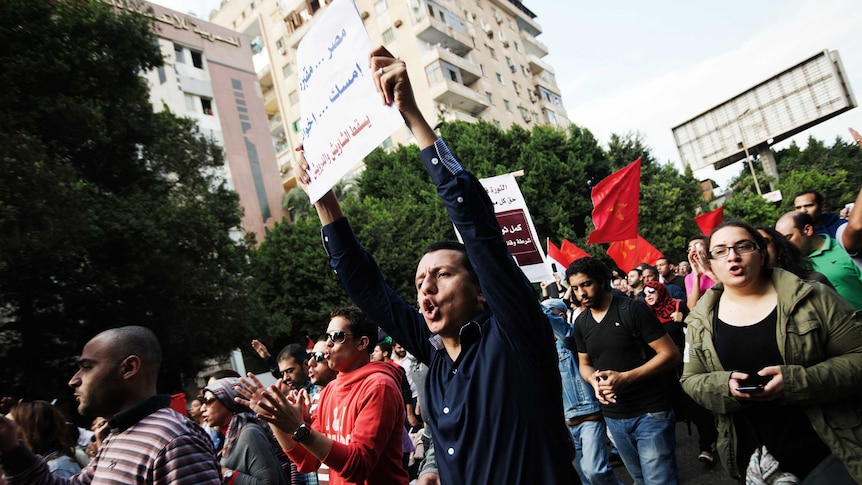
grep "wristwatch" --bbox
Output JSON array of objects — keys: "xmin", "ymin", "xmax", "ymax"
[
  {"xmin": 292, "ymin": 424, "xmax": 311, "ymax": 443},
  {"xmin": 223, "ymin": 469, "xmax": 235, "ymax": 482}
]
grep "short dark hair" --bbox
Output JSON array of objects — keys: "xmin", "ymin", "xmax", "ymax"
[
  {"xmin": 421, "ymin": 241, "xmax": 478, "ymax": 284},
  {"xmin": 209, "ymin": 369, "xmax": 240, "ymax": 380},
  {"xmin": 277, "ymin": 343, "xmax": 307, "ymax": 365},
  {"xmin": 784, "ymin": 211, "xmax": 815, "ymax": 230},
  {"xmin": 642, "ymin": 265, "xmax": 658, "ymax": 275},
  {"xmin": 566, "ymin": 257, "xmax": 610, "ymax": 288},
  {"xmin": 331, "ymin": 306, "xmax": 377, "ymax": 354},
  {"xmin": 687, "ymin": 234, "xmax": 708, "ymax": 246},
  {"xmin": 97, "ymin": 326, "xmax": 162, "ymax": 377},
  {"xmin": 375, "ymin": 341, "xmax": 392, "ymax": 358},
  {"xmin": 794, "ymin": 190, "xmax": 824, "ymax": 205},
  {"xmin": 628, "ymin": 267, "xmax": 642, "ymax": 276}
]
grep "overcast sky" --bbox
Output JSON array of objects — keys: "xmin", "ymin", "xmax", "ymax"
[{"xmin": 154, "ymin": 0, "xmax": 862, "ymax": 189}]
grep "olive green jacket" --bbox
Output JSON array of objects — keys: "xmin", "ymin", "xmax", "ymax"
[{"xmin": 680, "ymin": 268, "xmax": 862, "ymax": 482}]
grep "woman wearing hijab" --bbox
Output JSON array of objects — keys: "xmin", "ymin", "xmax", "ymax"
[
  {"xmin": 202, "ymin": 377, "xmax": 292, "ymax": 485},
  {"xmin": 642, "ymin": 281, "xmax": 686, "ymax": 350}
]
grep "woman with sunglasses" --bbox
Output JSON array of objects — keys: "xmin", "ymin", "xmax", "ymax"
[
  {"xmin": 680, "ymin": 221, "xmax": 862, "ymax": 483},
  {"xmin": 201, "ymin": 378, "xmax": 292, "ymax": 485}
]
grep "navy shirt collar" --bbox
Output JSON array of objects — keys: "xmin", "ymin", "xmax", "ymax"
[{"xmin": 109, "ymin": 394, "xmax": 170, "ymax": 434}]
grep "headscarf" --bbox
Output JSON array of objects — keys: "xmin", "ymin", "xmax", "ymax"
[
  {"xmin": 643, "ymin": 281, "xmax": 678, "ymax": 324},
  {"xmin": 203, "ymin": 378, "xmax": 294, "ymax": 477}
]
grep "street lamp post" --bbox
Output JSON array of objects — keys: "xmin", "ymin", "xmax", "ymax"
[{"xmin": 736, "ymin": 109, "xmax": 763, "ymax": 196}]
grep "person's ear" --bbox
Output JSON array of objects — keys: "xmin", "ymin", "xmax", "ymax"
[
  {"xmin": 357, "ymin": 335, "xmax": 369, "ymax": 352},
  {"xmin": 803, "ymin": 224, "xmax": 815, "ymax": 237},
  {"xmin": 120, "ymin": 355, "xmax": 142, "ymax": 380}
]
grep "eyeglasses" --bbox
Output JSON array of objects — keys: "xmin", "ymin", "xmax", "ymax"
[
  {"xmin": 644, "ymin": 287, "xmax": 657, "ymax": 295},
  {"xmin": 308, "ymin": 351, "xmax": 325, "ymax": 363},
  {"xmin": 326, "ymin": 331, "xmax": 354, "ymax": 344},
  {"xmin": 201, "ymin": 396, "xmax": 218, "ymax": 406},
  {"xmin": 708, "ymin": 240, "xmax": 758, "ymax": 259}
]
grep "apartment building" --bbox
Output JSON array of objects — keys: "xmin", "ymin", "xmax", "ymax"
[
  {"xmin": 210, "ymin": 0, "xmax": 568, "ymax": 191},
  {"xmin": 109, "ymin": 0, "xmax": 289, "ymax": 241}
]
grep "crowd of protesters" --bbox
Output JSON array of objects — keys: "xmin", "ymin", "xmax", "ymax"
[{"xmin": 1, "ymin": 46, "xmax": 862, "ymax": 485}]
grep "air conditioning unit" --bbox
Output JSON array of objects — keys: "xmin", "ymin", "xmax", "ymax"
[
  {"xmin": 480, "ymin": 20, "xmax": 492, "ymax": 34},
  {"xmin": 494, "ymin": 12, "xmax": 502, "ymax": 24},
  {"xmin": 437, "ymin": 103, "xmax": 449, "ymax": 113}
]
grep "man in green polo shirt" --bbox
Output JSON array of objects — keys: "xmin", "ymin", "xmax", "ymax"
[{"xmin": 776, "ymin": 211, "xmax": 862, "ymax": 309}]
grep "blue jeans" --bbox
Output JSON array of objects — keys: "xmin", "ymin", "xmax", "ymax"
[
  {"xmin": 605, "ymin": 410, "xmax": 679, "ymax": 485},
  {"xmin": 570, "ymin": 419, "xmax": 623, "ymax": 485}
]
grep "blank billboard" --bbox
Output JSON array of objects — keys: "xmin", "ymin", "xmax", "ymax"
[{"xmin": 672, "ymin": 50, "xmax": 856, "ymax": 171}]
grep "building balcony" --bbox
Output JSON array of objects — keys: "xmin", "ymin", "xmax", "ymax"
[
  {"xmin": 527, "ymin": 54, "xmax": 553, "ymax": 76},
  {"xmin": 422, "ymin": 46, "xmax": 481, "ymax": 85},
  {"xmin": 413, "ymin": 14, "xmax": 472, "ymax": 57},
  {"xmin": 486, "ymin": 0, "xmax": 541, "ymax": 36},
  {"xmin": 263, "ymin": 88, "xmax": 279, "ymax": 114},
  {"xmin": 269, "ymin": 112, "xmax": 283, "ymax": 132},
  {"xmin": 253, "ymin": 49, "xmax": 271, "ymax": 79},
  {"xmin": 429, "ymin": 78, "xmax": 489, "ymax": 116},
  {"xmin": 520, "ymin": 30, "xmax": 549, "ymax": 58},
  {"xmin": 533, "ymin": 70, "xmax": 559, "ymax": 92}
]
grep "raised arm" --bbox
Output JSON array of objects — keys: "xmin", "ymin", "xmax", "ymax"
[{"xmin": 842, "ymin": 186, "xmax": 862, "ymax": 254}]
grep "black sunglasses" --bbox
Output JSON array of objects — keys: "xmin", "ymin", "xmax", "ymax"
[
  {"xmin": 201, "ymin": 396, "xmax": 218, "ymax": 406},
  {"xmin": 644, "ymin": 287, "xmax": 657, "ymax": 295},
  {"xmin": 308, "ymin": 351, "xmax": 326, "ymax": 363}
]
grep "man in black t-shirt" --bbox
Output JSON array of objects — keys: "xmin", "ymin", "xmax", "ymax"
[{"xmin": 567, "ymin": 257, "xmax": 681, "ymax": 485}]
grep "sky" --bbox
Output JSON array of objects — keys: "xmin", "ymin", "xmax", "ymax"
[{"xmin": 153, "ymin": 0, "xmax": 862, "ymax": 190}]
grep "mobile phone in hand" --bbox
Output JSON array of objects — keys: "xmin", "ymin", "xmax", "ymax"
[{"xmin": 735, "ymin": 385, "xmax": 764, "ymax": 392}]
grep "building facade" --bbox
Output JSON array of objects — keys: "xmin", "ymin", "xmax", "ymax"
[
  {"xmin": 209, "ymin": 0, "xmax": 569, "ymax": 191},
  {"xmin": 110, "ymin": 0, "xmax": 289, "ymax": 241}
]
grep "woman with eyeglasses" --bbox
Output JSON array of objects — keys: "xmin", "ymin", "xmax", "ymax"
[
  {"xmin": 680, "ymin": 221, "xmax": 862, "ymax": 483},
  {"xmin": 201, "ymin": 378, "xmax": 292, "ymax": 485}
]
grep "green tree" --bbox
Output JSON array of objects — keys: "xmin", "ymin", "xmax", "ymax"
[{"xmin": 0, "ymin": 0, "xmax": 254, "ymax": 400}]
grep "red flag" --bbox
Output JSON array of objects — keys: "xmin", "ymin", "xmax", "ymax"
[
  {"xmin": 606, "ymin": 235, "xmax": 664, "ymax": 273},
  {"xmin": 561, "ymin": 239, "xmax": 590, "ymax": 262},
  {"xmin": 587, "ymin": 159, "xmax": 641, "ymax": 244},
  {"xmin": 547, "ymin": 240, "xmax": 571, "ymax": 271},
  {"xmin": 695, "ymin": 206, "xmax": 724, "ymax": 236}
]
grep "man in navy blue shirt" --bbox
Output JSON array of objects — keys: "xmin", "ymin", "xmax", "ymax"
[{"xmin": 294, "ymin": 47, "xmax": 578, "ymax": 484}]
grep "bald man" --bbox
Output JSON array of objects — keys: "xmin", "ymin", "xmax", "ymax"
[{"xmin": 0, "ymin": 326, "xmax": 221, "ymax": 484}]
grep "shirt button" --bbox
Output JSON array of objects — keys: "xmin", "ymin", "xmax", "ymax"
[
  {"xmin": 447, "ymin": 447, "xmax": 455, "ymax": 455},
  {"xmin": 457, "ymin": 196, "xmax": 464, "ymax": 203},
  {"xmin": 443, "ymin": 406, "xmax": 449, "ymax": 414},
  {"xmin": 431, "ymin": 157, "xmax": 439, "ymax": 165}
]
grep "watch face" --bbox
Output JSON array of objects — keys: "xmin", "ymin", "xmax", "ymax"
[{"xmin": 293, "ymin": 424, "xmax": 311, "ymax": 442}]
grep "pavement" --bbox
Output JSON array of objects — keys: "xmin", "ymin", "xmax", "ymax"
[{"xmin": 612, "ymin": 421, "xmax": 737, "ymax": 484}]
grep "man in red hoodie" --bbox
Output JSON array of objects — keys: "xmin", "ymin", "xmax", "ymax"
[{"xmin": 240, "ymin": 307, "xmax": 409, "ymax": 485}]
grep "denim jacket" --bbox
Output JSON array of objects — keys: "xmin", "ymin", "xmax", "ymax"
[{"xmin": 545, "ymin": 308, "xmax": 601, "ymax": 419}]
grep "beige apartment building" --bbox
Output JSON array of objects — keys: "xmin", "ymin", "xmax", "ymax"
[
  {"xmin": 210, "ymin": 0, "xmax": 568, "ymax": 191},
  {"xmin": 108, "ymin": 0, "xmax": 289, "ymax": 241}
]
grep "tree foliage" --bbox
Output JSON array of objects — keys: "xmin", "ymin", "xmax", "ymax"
[
  {"xmin": 725, "ymin": 136, "xmax": 861, "ymax": 224},
  {"xmin": 0, "ymin": 0, "xmax": 255, "ymax": 400}
]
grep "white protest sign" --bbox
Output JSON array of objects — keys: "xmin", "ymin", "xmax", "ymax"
[
  {"xmin": 297, "ymin": 0, "xmax": 404, "ymax": 202},
  {"xmin": 455, "ymin": 173, "xmax": 553, "ymax": 283}
]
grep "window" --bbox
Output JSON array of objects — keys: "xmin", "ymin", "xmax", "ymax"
[
  {"xmin": 493, "ymin": 120, "xmax": 501, "ymax": 129},
  {"xmin": 505, "ymin": 56, "xmax": 511, "ymax": 65},
  {"xmin": 382, "ymin": 28, "xmax": 394, "ymax": 43},
  {"xmin": 513, "ymin": 41, "xmax": 519, "ymax": 52},
  {"xmin": 381, "ymin": 136, "xmax": 393, "ymax": 150},
  {"xmin": 292, "ymin": 120, "xmax": 300, "ymax": 132},
  {"xmin": 496, "ymin": 72, "xmax": 503, "ymax": 84},
  {"xmin": 503, "ymin": 99, "xmax": 510, "ymax": 111},
  {"xmin": 374, "ymin": 0, "xmax": 387, "ymax": 14},
  {"xmin": 184, "ymin": 94, "xmax": 196, "ymax": 112},
  {"xmin": 201, "ymin": 97, "xmax": 213, "ymax": 115},
  {"xmin": 512, "ymin": 81, "xmax": 520, "ymax": 94},
  {"xmin": 485, "ymin": 92, "xmax": 493, "ymax": 104},
  {"xmin": 282, "ymin": 63, "xmax": 293, "ymax": 77},
  {"xmin": 489, "ymin": 47, "xmax": 496, "ymax": 59},
  {"xmin": 190, "ymin": 49, "xmax": 204, "ymax": 69},
  {"xmin": 174, "ymin": 44, "xmax": 185, "ymax": 64},
  {"xmin": 479, "ymin": 64, "xmax": 486, "ymax": 76},
  {"xmin": 288, "ymin": 90, "xmax": 299, "ymax": 105},
  {"xmin": 518, "ymin": 106, "xmax": 527, "ymax": 118}
]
